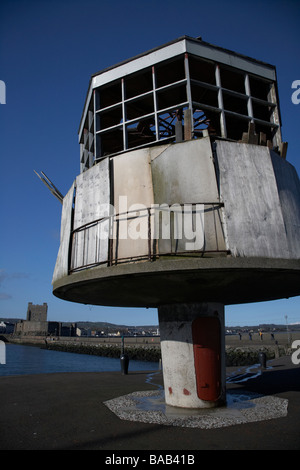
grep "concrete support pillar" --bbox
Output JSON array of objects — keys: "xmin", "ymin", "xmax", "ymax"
[{"xmin": 158, "ymin": 303, "xmax": 226, "ymax": 409}]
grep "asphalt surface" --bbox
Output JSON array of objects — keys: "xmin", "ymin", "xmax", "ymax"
[{"xmin": 0, "ymin": 356, "xmax": 299, "ymax": 451}]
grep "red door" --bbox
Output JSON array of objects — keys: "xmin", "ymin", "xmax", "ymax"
[{"xmin": 192, "ymin": 317, "xmax": 221, "ymax": 402}]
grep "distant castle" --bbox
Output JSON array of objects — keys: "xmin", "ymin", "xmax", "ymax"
[
  {"xmin": 14, "ymin": 302, "xmax": 77, "ymax": 337},
  {"xmin": 26, "ymin": 302, "xmax": 48, "ymax": 322}
]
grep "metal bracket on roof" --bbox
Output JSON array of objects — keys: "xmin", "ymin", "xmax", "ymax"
[{"xmin": 34, "ymin": 170, "xmax": 64, "ymax": 203}]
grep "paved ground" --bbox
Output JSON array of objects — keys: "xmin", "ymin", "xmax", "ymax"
[{"xmin": 0, "ymin": 356, "xmax": 299, "ymax": 451}]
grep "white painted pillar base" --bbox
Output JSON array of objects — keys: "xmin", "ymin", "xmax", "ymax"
[{"xmin": 158, "ymin": 303, "xmax": 226, "ymax": 409}]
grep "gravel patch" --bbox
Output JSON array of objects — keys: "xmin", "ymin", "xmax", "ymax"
[{"xmin": 104, "ymin": 390, "xmax": 288, "ymax": 429}]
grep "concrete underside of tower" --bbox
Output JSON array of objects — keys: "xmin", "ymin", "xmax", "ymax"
[{"xmin": 53, "ymin": 256, "xmax": 300, "ymax": 308}]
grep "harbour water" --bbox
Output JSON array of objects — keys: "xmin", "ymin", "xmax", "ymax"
[{"xmin": 0, "ymin": 343, "xmax": 158, "ymax": 376}]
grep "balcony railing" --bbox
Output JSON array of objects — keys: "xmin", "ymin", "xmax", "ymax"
[{"xmin": 69, "ymin": 202, "xmax": 229, "ymax": 273}]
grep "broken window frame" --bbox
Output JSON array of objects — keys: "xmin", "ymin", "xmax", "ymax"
[{"xmin": 79, "ymin": 48, "xmax": 281, "ymax": 172}]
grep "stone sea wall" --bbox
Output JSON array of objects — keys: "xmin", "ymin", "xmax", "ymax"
[
  {"xmin": 45, "ymin": 341, "xmax": 162, "ymax": 363},
  {"xmin": 6, "ymin": 334, "xmax": 293, "ymax": 365},
  {"xmin": 46, "ymin": 342, "xmax": 288, "ymax": 365}
]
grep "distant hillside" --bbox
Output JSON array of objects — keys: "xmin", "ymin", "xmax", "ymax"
[
  {"xmin": 1, "ymin": 318, "xmax": 299, "ymax": 331},
  {"xmin": 75, "ymin": 321, "xmax": 158, "ymax": 331},
  {"xmin": 0, "ymin": 318, "xmax": 158, "ymax": 330}
]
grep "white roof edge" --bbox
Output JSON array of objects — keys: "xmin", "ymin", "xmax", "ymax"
[
  {"xmin": 79, "ymin": 37, "xmax": 276, "ymax": 138},
  {"xmin": 79, "ymin": 39, "xmax": 187, "ymax": 139},
  {"xmin": 186, "ymin": 41, "xmax": 276, "ymax": 81},
  {"xmin": 92, "ymin": 40, "xmax": 187, "ymax": 88}
]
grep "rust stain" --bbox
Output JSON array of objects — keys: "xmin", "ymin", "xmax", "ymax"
[
  {"xmin": 168, "ymin": 387, "xmax": 173, "ymax": 394},
  {"xmin": 183, "ymin": 388, "xmax": 191, "ymax": 395}
]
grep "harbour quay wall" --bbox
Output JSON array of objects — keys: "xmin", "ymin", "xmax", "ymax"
[
  {"xmin": 6, "ymin": 332, "xmax": 299, "ymax": 365},
  {"xmin": 7, "ymin": 335, "xmax": 162, "ymax": 362},
  {"xmin": 46, "ymin": 336, "xmax": 162, "ymax": 362}
]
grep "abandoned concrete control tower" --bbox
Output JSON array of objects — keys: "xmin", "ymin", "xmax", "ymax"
[{"xmin": 52, "ymin": 37, "xmax": 300, "ymax": 408}]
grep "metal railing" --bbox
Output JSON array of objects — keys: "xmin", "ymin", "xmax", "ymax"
[{"xmin": 69, "ymin": 202, "xmax": 229, "ymax": 273}]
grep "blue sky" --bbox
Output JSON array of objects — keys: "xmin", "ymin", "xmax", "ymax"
[{"xmin": 0, "ymin": 0, "xmax": 299, "ymax": 326}]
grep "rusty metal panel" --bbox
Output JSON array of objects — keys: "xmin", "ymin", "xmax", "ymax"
[{"xmin": 192, "ymin": 317, "xmax": 221, "ymax": 402}]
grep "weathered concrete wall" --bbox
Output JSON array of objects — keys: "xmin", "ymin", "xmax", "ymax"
[
  {"xmin": 215, "ymin": 141, "xmax": 299, "ymax": 259},
  {"xmin": 151, "ymin": 138, "xmax": 227, "ymax": 254},
  {"xmin": 158, "ymin": 302, "xmax": 226, "ymax": 408},
  {"xmin": 270, "ymin": 150, "xmax": 300, "ymax": 258},
  {"xmin": 73, "ymin": 158, "xmax": 110, "ymax": 228},
  {"xmin": 52, "ymin": 138, "xmax": 300, "ymax": 305},
  {"xmin": 73, "ymin": 159, "xmax": 110, "ymax": 268},
  {"xmin": 15, "ymin": 321, "xmax": 49, "ymax": 335},
  {"xmin": 52, "ymin": 182, "xmax": 75, "ymax": 283},
  {"xmin": 151, "ymin": 138, "xmax": 219, "ymax": 204},
  {"xmin": 112, "ymin": 148, "xmax": 154, "ymax": 261}
]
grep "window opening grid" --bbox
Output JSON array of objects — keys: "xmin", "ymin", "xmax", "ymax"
[{"xmin": 80, "ymin": 53, "xmax": 281, "ymax": 170}]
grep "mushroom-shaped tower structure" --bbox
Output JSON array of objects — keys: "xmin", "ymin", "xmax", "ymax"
[{"xmin": 52, "ymin": 37, "xmax": 300, "ymax": 408}]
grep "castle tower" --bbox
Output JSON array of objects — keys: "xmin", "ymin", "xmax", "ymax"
[
  {"xmin": 26, "ymin": 302, "xmax": 48, "ymax": 322},
  {"xmin": 52, "ymin": 37, "xmax": 300, "ymax": 408}
]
